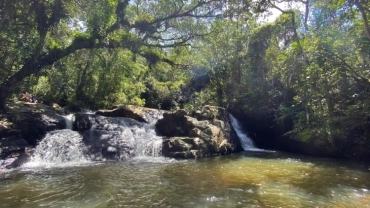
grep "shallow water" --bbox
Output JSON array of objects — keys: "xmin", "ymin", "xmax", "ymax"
[{"xmin": 1, "ymin": 151, "xmax": 370, "ymax": 208}]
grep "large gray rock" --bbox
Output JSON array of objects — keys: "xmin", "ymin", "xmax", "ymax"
[
  {"xmin": 157, "ymin": 105, "xmax": 242, "ymax": 158},
  {"xmin": 0, "ymin": 101, "xmax": 67, "ymax": 168},
  {"xmin": 8, "ymin": 111, "xmax": 66, "ymax": 145},
  {"xmin": 0, "ymin": 148, "xmax": 33, "ymax": 169},
  {"xmin": 0, "ymin": 129, "xmax": 28, "ymax": 158},
  {"xmin": 73, "ymin": 114, "xmax": 160, "ymax": 161},
  {"xmin": 96, "ymin": 105, "xmax": 166, "ymax": 123}
]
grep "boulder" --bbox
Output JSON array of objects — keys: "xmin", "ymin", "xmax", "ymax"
[
  {"xmin": 96, "ymin": 105, "xmax": 166, "ymax": 123},
  {"xmin": 7, "ymin": 110, "xmax": 66, "ymax": 146},
  {"xmin": 155, "ymin": 109, "xmax": 189, "ymax": 136},
  {"xmin": 0, "ymin": 101, "xmax": 67, "ymax": 168},
  {"xmin": 73, "ymin": 113, "xmax": 145, "ymax": 131},
  {"xmin": 0, "ymin": 149, "xmax": 33, "ymax": 169},
  {"xmin": 0, "ymin": 129, "xmax": 29, "ymax": 158},
  {"xmin": 157, "ymin": 105, "xmax": 242, "ymax": 158},
  {"xmin": 73, "ymin": 114, "xmax": 157, "ymax": 160}
]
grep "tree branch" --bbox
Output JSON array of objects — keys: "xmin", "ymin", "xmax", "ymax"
[
  {"xmin": 268, "ymin": 1, "xmax": 303, "ymax": 53},
  {"xmin": 354, "ymin": 0, "xmax": 370, "ymax": 40},
  {"xmin": 303, "ymin": 0, "xmax": 310, "ymax": 31},
  {"xmin": 150, "ymin": 0, "xmax": 218, "ymax": 25}
]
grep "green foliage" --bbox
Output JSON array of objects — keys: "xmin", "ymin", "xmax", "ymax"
[{"xmin": 2, "ymin": 0, "xmax": 370, "ymax": 159}]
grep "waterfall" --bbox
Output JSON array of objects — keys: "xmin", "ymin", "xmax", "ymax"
[
  {"xmin": 62, "ymin": 114, "xmax": 74, "ymax": 130},
  {"xmin": 134, "ymin": 123, "xmax": 163, "ymax": 157},
  {"xmin": 77, "ymin": 115, "xmax": 163, "ymax": 159},
  {"xmin": 24, "ymin": 114, "xmax": 166, "ymax": 167},
  {"xmin": 24, "ymin": 130, "xmax": 90, "ymax": 167},
  {"xmin": 229, "ymin": 114, "xmax": 261, "ymax": 151}
]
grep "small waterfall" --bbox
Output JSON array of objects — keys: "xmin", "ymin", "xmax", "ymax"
[
  {"xmin": 24, "ymin": 130, "xmax": 90, "ymax": 167},
  {"xmin": 62, "ymin": 114, "xmax": 74, "ymax": 129},
  {"xmin": 24, "ymin": 113, "xmax": 166, "ymax": 167},
  {"xmin": 74, "ymin": 114, "xmax": 164, "ymax": 160},
  {"xmin": 229, "ymin": 114, "xmax": 261, "ymax": 151},
  {"xmin": 134, "ymin": 124, "xmax": 163, "ymax": 158}
]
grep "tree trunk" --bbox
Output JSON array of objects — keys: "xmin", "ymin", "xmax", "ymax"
[
  {"xmin": 0, "ymin": 86, "xmax": 11, "ymax": 112},
  {"xmin": 0, "ymin": 37, "xmax": 97, "ymax": 111},
  {"xmin": 324, "ymin": 83, "xmax": 335, "ymax": 119},
  {"xmin": 75, "ymin": 50, "xmax": 95, "ymax": 101},
  {"xmin": 0, "ymin": 59, "xmax": 40, "ymax": 111},
  {"xmin": 354, "ymin": 0, "xmax": 370, "ymax": 40}
]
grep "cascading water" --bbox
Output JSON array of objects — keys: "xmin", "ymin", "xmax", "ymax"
[
  {"xmin": 134, "ymin": 123, "xmax": 163, "ymax": 158},
  {"xmin": 77, "ymin": 115, "xmax": 164, "ymax": 159},
  {"xmin": 229, "ymin": 114, "xmax": 261, "ymax": 151},
  {"xmin": 62, "ymin": 114, "xmax": 74, "ymax": 129},
  {"xmin": 24, "ymin": 129, "xmax": 90, "ymax": 167},
  {"xmin": 25, "ymin": 113, "xmax": 166, "ymax": 167}
]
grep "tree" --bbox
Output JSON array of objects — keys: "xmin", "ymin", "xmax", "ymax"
[{"xmin": 0, "ymin": 0, "xmax": 225, "ymax": 111}]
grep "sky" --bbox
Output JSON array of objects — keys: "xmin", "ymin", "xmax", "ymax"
[{"xmin": 262, "ymin": 1, "xmax": 306, "ymax": 23}]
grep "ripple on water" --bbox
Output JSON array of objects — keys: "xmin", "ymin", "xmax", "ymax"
[{"xmin": 0, "ymin": 152, "xmax": 370, "ymax": 207}]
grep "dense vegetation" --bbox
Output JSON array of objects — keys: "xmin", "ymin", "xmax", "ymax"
[{"xmin": 1, "ymin": 0, "xmax": 370, "ymax": 159}]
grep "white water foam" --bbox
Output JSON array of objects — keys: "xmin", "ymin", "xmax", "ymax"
[
  {"xmin": 23, "ymin": 115, "xmax": 169, "ymax": 168},
  {"xmin": 23, "ymin": 130, "xmax": 90, "ymax": 168},
  {"xmin": 135, "ymin": 121, "xmax": 163, "ymax": 158},
  {"xmin": 229, "ymin": 114, "xmax": 263, "ymax": 151}
]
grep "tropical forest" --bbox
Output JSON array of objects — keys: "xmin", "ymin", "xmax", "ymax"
[{"xmin": 1, "ymin": 0, "xmax": 370, "ymax": 207}]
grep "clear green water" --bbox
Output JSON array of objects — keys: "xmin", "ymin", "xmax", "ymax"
[{"xmin": 1, "ymin": 151, "xmax": 370, "ymax": 208}]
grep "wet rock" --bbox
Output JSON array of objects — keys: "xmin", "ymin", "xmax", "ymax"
[
  {"xmin": 73, "ymin": 114, "xmax": 145, "ymax": 131},
  {"xmin": 73, "ymin": 114, "xmax": 159, "ymax": 160},
  {"xmin": 72, "ymin": 114, "xmax": 95, "ymax": 131},
  {"xmin": 162, "ymin": 137, "xmax": 193, "ymax": 153},
  {"xmin": 165, "ymin": 151, "xmax": 196, "ymax": 159},
  {"xmin": 0, "ymin": 148, "xmax": 33, "ymax": 169},
  {"xmin": 158, "ymin": 105, "xmax": 242, "ymax": 158},
  {"xmin": 8, "ymin": 111, "xmax": 66, "ymax": 145},
  {"xmin": 0, "ymin": 102, "xmax": 67, "ymax": 169},
  {"xmin": 96, "ymin": 105, "xmax": 166, "ymax": 123},
  {"xmin": 82, "ymin": 129, "xmax": 135, "ymax": 160},
  {"xmin": 155, "ymin": 110, "xmax": 190, "ymax": 136},
  {"xmin": 0, "ymin": 129, "xmax": 28, "ymax": 157}
]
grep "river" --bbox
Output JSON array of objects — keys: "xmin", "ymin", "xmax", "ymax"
[{"xmin": 1, "ymin": 151, "xmax": 369, "ymax": 207}]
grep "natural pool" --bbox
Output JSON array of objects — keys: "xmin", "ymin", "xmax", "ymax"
[{"xmin": 0, "ymin": 151, "xmax": 369, "ymax": 208}]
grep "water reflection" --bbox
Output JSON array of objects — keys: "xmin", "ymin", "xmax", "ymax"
[{"xmin": 1, "ymin": 152, "xmax": 370, "ymax": 207}]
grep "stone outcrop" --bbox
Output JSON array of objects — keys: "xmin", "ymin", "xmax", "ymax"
[
  {"xmin": 157, "ymin": 106, "xmax": 242, "ymax": 158},
  {"xmin": 73, "ymin": 114, "xmax": 157, "ymax": 161},
  {"xmin": 0, "ymin": 101, "xmax": 67, "ymax": 168},
  {"xmin": 7, "ymin": 110, "xmax": 66, "ymax": 146},
  {"xmin": 0, "ymin": 129, "xmax": 28, "ymax": 158},
  {"xmin": 1, "ymin": 102, "xmax": 244, "ymax": 168},
  {"xmin": 96, "ymin": 105, "xmax": 166, "ymax": 123}
]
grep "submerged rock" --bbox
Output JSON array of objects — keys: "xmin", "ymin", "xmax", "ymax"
[{"xmin": 157, "ymin": 105, "xmax": 242, "ymax": 158}]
